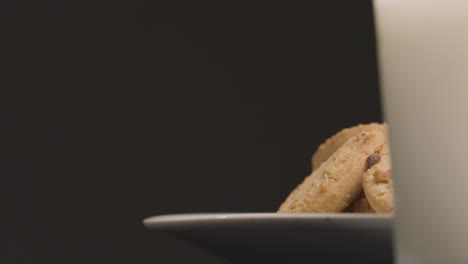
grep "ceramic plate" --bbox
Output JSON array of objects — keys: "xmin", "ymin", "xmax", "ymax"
[{"xmin": 144, "ymin": 213, "xmax": 393, "ymax": 263}]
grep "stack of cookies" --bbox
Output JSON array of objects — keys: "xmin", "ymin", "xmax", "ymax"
[{"xmin": 277, "ymin": 123, "xmax": 394, "ymax": 214}]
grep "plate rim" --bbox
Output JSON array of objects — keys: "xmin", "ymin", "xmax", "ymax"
[{"xmin": 143, "ymin": 212, "xmax": 393, "ymax": 230}]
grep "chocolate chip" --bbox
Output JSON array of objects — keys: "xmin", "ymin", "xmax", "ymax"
[{"xmin": 365, "ymin": 152, "xmax": 381, "ymax": 171}]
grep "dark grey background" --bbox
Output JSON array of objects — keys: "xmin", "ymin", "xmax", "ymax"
[{"xmin": 3, "ymin": 0, "xmax": 382, "ymax": 263}]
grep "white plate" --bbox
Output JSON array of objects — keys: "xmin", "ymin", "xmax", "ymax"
[{"xmin": 144, "ymin": 213, "xmax": 394, "ymax": 263}]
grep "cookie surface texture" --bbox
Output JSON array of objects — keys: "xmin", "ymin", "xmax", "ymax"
[
  {"xmin": 312, "ymin": 123, "xmax": 384, "ymax": 170},
  {"xmin": 362, "ymin": 142, "xmax": 394, "ymax": 213},
  {"xmin": 343, "ymin": 193, "xmax": 376, "ymax": 213},
  {"xmin": 278, "ymin": 130, "xmax": 387, "ymax": 213}
]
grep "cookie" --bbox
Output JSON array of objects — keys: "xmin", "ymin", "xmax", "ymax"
[
  {"xmin": 362, "ymin": 142, "xmax": 394, "ymax": 213},
  {"xmin": 312, "ymin": 123, "xmax": 385, "ymax": 170},
  {"xmin": 349, "ymin": 194, "xmax": 375, "ymax": 213},
  {"xmin": 278, "ymin": 129, "xmax": 387, "ymax": 213}
]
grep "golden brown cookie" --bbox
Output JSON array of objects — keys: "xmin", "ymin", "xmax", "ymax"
[
  {"xmin": 312, "ymin": 123, "xmax": 385, "ymax": 170},
  {"xmin": 278, "ymin": 130, "xmax": 387, "ymax": 213},
  {"xmin": 362, "ymin": 142, "xmax": 394, "ymax": 213},
  {"xmin": 349, "ymin": 194, "xmax": 375, "ymax": 213},
  {"xmin": 343, "ymin": 193, "xmax": 373, "ymax": 213}
]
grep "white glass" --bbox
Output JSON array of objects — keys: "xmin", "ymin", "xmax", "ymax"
[{"xmin": 374, "ymin": 1, "xmax": 468, "ymax": 263}]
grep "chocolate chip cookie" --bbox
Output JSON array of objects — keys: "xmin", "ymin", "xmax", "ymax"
[
  {"xmin": 278, "ymin": 129, "xmax": 387, "ymax": 213},
  {"xmin": 362, "ymin": 142, "xmax": 394, "ymax": 213},
  {"xmin": 312, "ymin": 123, "xmax": 385, "ymax": 170}
]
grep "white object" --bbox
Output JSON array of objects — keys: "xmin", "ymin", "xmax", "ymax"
[
  {"xmin": 374, "ymin": 1, "xmax": 468, "ymax": 263},
  {"xmin": 144, "ymin": 213, "xmax": 392, "ymax": 263}
]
